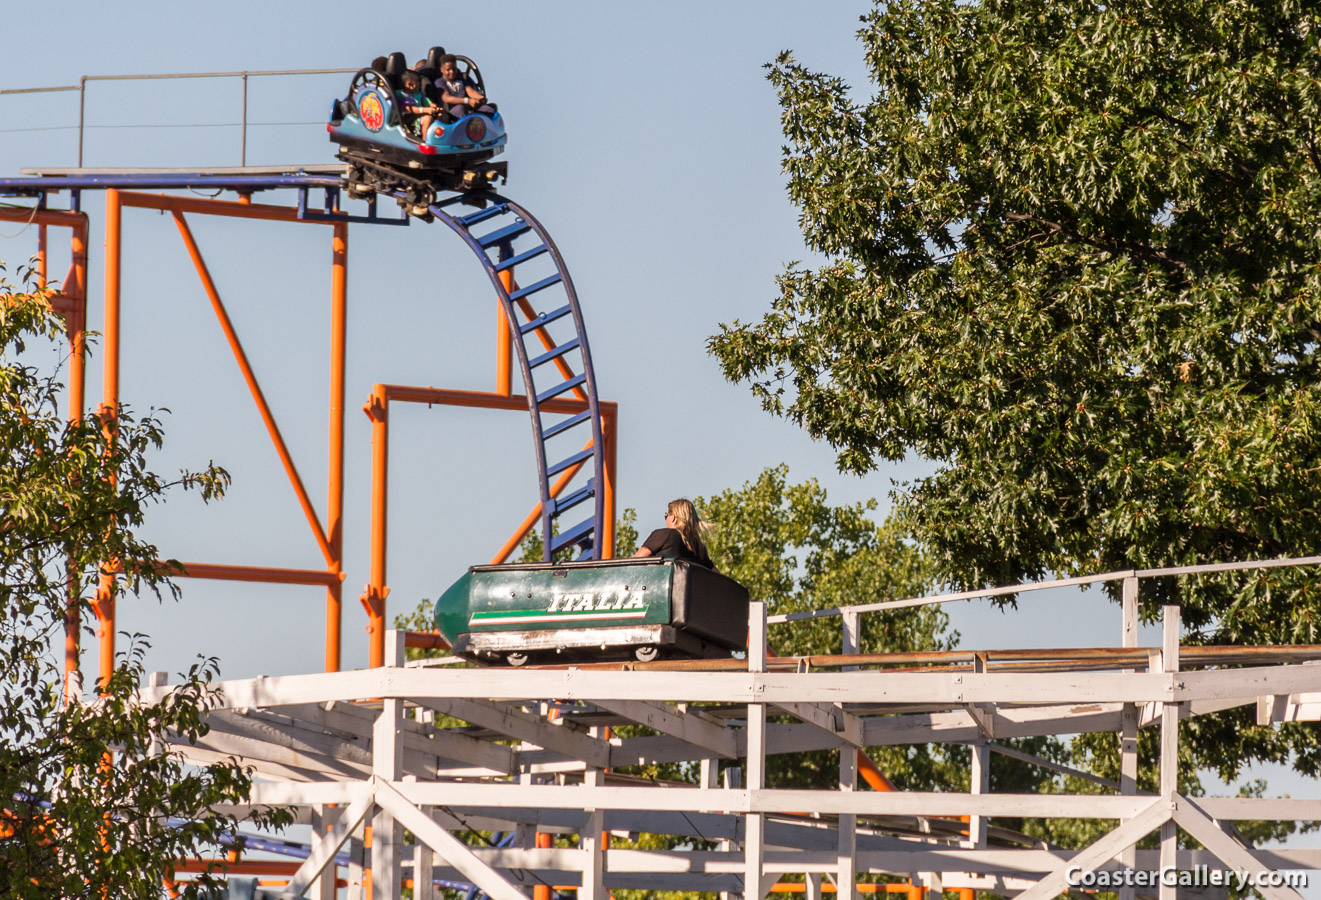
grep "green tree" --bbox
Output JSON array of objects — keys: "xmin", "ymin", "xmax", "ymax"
[
  {"xmin": 0, "ymin": 266, "xmax": 289, "ymax": 898},
  {"xmin": 698, "ymin": 467, "xmax": 966, "ymax": 796},
  {"xmin": 710, "ymin": 0, "xmax": 1321, "ymax": 777}
]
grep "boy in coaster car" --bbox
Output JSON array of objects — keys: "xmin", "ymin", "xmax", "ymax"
[
  {"xmin": 396, "ymin": 69, "xmax": 440, "ymax": 140},
  {"xmin": 437, "ymin": 54, "xmax": 495, "ymax": 119}
]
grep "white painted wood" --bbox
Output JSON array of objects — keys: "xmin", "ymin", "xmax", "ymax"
[
  {"xmin": 1173, "ymin": 797, "xmax": 1306, "ymax": 900},
  {"xmin": 374, "ymin": 778, "xmax": 528, "ymax": 900},
  {"xmin": 841, "ymin": 611, "xmax": 860, "ymax": 673},
  {"xmin": 969, "ymin": 741, "xmax": 991, "ymax": 849},
  {"xmin": 138, "ymin": 666, "xmax": 1192, "ymax": 712},
  {"xmin": 591, "ymin": 697, "xmax": 738, "ymax": 757},
  {"xmin": 372, "ymin": 631, "xmax": 406, "ymax": 900},
  {"xmin": 1159, "ymin": 607, "xmax": 1179, "ymax": 900},
  {"xmin": 1012, "ymin": 798, "xmax": 1171, "ymax": 900},
  {"xmin": 1179, "ymin": 665, "xmax": 1321, "ymax": 701},
  {"xmin": 745, "ymin": 602, "xmax": 769, "ymax": 900},
  {"xmin": 581, "ymin": 758, "xmax": 607, "ymax": 900},
  {"xmin": 387, "ymin": 780, "xmax": 1155, "ymax": 818},
  {"xmin": 419, "ymin": 696, "xmax": 613, "ymax": 767},
  {"xmin": 270, "ymin": 700, "xmax": 516, "ymax": 774},
  {"xmin": 774, "ymin": 700, "xmax": 862, "ymax": 747},
  {"xmin": 309, "ymin": 806, "xmax": 337, "ymax": 900},
  {"xmin": 413, "ymin": 812, "xmax": 435, "ymax": 900},
  {"xmin": 1119, "ymin": 576, "xmax": 1139, "ymax": 900},
  {"xmin": 838, "ymin": 746, "xmax": 857, "ymax": 900},
  {"xmin": 863, "ymin": 703, "xmax": 1126, "ymax": 746},
  {"xmin": 284, "ymin": 792, "xmax": 372, "ymax": 897},
  {"xmin": 347, "ymin": 826, "xmax": 365, "ymax": 900}
]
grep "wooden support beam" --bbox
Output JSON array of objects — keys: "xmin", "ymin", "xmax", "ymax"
[
  {"xmin": 419, "ymin": 697, "xmax": 612, "ymax": 768},
  {"xmin": 1173, "ymin": 797, "xmax": 1306, "ymax": 900},
  {"xmin": 592, "ymin": 698, "xmax": 738, "ymax": 758},
  {"xmin": 375, "ymin": 778, "xmax": 529, "ymax": 900},
  {"xmin": 284, "ymin": 791, "xmax": 372, "ymax": 897},
  {"xmin": 1013, "ymin": 798, "xmax": 1172, "ymax": 900}
]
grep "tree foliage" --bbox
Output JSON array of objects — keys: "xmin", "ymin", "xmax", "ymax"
[
  {"xmin": 0, "ymin": 266, "xmax": 288, "ymax": 898},
  {"xmin": 698, "ymin": 466, "xmax": 966, "ymax": 800},
  {"xmin": 709, "ymin": 0, "xmax": 1321, "ymax": 775}
]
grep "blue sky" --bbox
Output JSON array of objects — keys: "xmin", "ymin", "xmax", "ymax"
[{"xmin": 1, "ymin": 1, "xmax": 1315, "ymax": 858}]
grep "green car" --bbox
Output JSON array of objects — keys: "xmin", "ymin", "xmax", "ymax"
[{"xmin": 435, "ymin": 557, "xmax": 749, "ymax": 666}]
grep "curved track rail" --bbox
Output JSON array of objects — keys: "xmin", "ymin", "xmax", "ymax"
[
  {"xmin": 429, "ymin": 192, "xmax": 605, "ymax": 560},
  {"xmin": 0, "ymin": 169, "xmax": 607, "ymax": 561}
]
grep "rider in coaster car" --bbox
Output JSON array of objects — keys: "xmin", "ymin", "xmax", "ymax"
[
  {"xmin": 437, "ymin": 54, "xmax": 495, "ymax": 119},
  {"xmin": 396, "ymin": 70, "xmax": 441, "ymax": 139}
]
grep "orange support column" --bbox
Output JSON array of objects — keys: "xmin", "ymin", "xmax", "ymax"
[
  {"xmin": 600, "ymin": 406, "xmax": 617, "ymax": 558},
  {"xmin": 326, "ymin": 223, "xmax": 348, "ymax": 672},
  {"xmin": 533, "ymin": 832, "xmax": 553, "ymax": 900},
  {"xmin": 496, "ymin": 271, "xmax": 514, "ymax": 396},
  {"xmin": 362, "ymin": 385, "xmax": 390, "ymax": 668},
  {"xmin": 64, "ymin": 216, "xmax": 89, "ymax": 701},
  {"xmin": 95, "ymin": 188, "xmax": 123, "ymax": 692}
]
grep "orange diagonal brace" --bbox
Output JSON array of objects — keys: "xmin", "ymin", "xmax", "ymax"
[
  {"xmin": 512, "ymin": 293, "xmax": 587, "ymax": 402},
  {"xmin": 171, "ymin": 211, "xmax": 334, "ymax": 566},
  {"xmin": 491, "ymin": 437, "xmax": 595, "ymax": 564},
  {"xmin": 857, "ymin": 748, "xmax": 900, "ymax": 792}
]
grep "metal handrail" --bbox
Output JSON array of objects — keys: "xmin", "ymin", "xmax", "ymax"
[
  {"xmin": 767, "ymin": 554, "xmax": 1321, "ymax": 624},
  {"xmin": 1, "ymin": 68, "xmax": 357, "ymax": 167}
]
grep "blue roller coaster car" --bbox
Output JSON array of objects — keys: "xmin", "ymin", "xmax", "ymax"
[{"xmin": 329, "ymin": 52, "xmax": 507, "ymax": 208}]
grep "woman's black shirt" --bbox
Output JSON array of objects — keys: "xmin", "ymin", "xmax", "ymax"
[{"xmin": 641, "ymin": 527, "xmax": 715, "ymax": 569}]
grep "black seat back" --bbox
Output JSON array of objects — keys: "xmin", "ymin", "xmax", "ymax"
[{"xmin": 384, "ymin": 52, "xmax": 407, "ymax": 92}]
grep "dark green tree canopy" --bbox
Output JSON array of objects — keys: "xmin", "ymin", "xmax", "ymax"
[{"xmin": 711, "ymin": 0, "xmax": 1321, "ymax": 648}]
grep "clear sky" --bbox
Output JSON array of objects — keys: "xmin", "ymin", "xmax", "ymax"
[{"xmin": 1, "ymin": 1, "xmax": 1315, "ymax": 866}]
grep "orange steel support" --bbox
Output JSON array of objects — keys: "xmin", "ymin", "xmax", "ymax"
[
  {"xmin": 361, "ymin": 385, "xmax": 618, "ymax": 666},
  {"xmin": 496, "ymin": 270, "xmax": 514, "ymax": 396},
  {"xmin": 601, "ymin": 403, "xmax": 617, "ymax": 559},
  {"xmin": 327, "ymin": 223, "xmax": 348, "ymax": 671},
  {"xmin": 857, "ymin": 748, "xmax": 900, "ymax": 792},
  {"xmin": 95, "ymin": 188, "xmax": 123, "ymax": 692},
  {"xmin": 532, "ymin": 832, "xmax": 553, "ymax": 900},
  {"xmin": 363, "ymin": 384, "xmax": 390, "ymax": 670}
]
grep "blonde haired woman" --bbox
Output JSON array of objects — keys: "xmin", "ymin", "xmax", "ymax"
[{"xmin": 633, "ymin": 498, "xmax": 716, "ymax": 570}]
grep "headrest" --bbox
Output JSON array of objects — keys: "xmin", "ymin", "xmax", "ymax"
[
  {"xmin": 427, "ymin": 46, "xmax": 447, "ymax": 70},
  {"xmin": 386, "ymin": 52, "xmax": 407, "ymax": 78}
]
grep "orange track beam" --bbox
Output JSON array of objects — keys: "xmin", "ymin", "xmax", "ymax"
[{"xmin": 118, "ymin": 190, "xmax": 311, "ymax": 223}]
